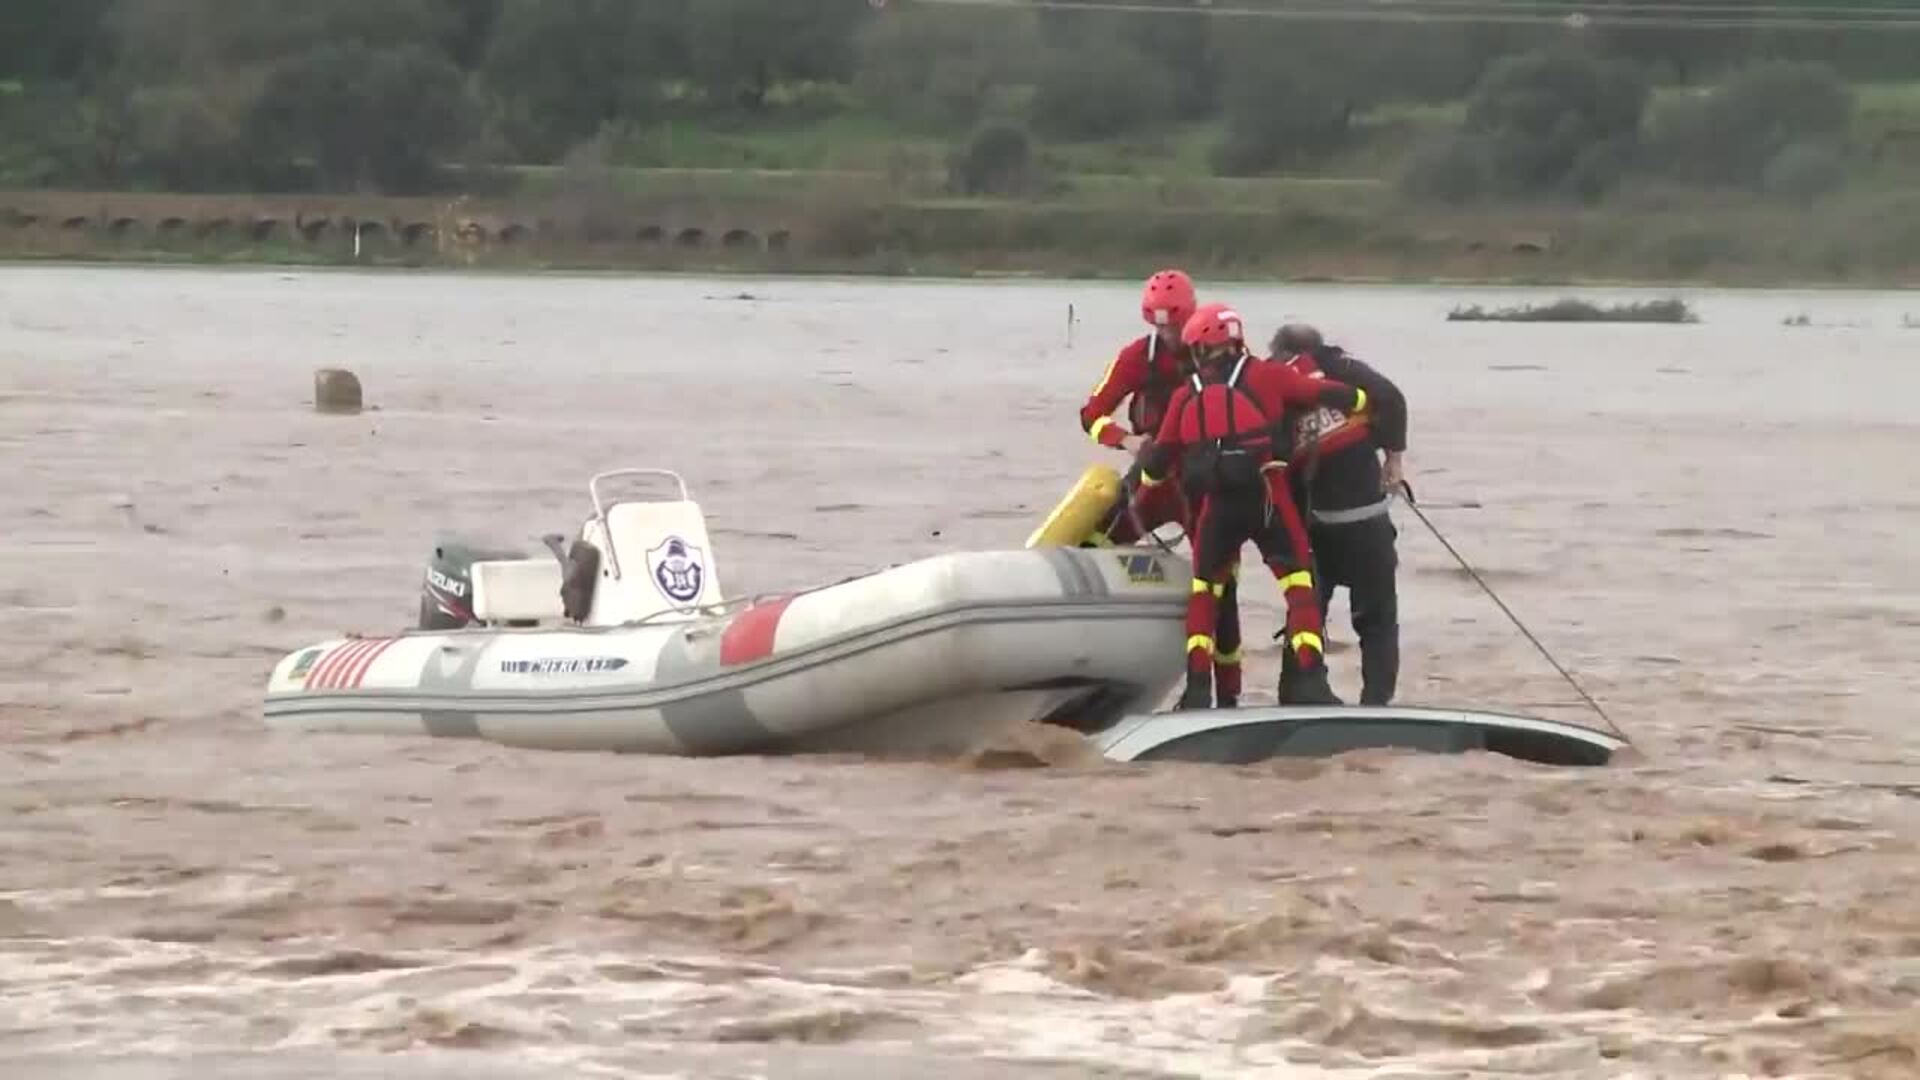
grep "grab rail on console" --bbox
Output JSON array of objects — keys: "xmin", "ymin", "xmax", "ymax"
[{"xmin": 586, "ymin": 468, "xmax": 693, "ymax": 581}]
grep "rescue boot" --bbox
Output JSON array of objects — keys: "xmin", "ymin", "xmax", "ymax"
[
  {"xmin": 1279, "ymin": 651, "xmax": 1343, "ymax": 706},
  {"xmin": 1177, "ymin": 669, "xmax": 1213, "ymax": 710}
]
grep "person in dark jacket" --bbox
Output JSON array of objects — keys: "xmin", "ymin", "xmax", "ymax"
[{"xmin": 1271, "ymin": 324, "xmax": 1408, "ymax": 706}]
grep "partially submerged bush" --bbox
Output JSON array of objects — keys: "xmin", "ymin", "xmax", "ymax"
[{"xmin": 1445, "ymin": 297, "xmax": 1699, "ymax": 323}]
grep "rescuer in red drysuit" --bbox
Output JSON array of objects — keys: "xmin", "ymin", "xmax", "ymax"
[
  {"xmin": 1075, "ymin": 268, "xmax": 1249, "ymax": 704},
  {"xmin": 1076, "ymin": 268, "xmax": 1201, "ymax": 548},
  {"xmin": 1139, "ymin": 302, "xmax": 1368, "ymax": 709}
]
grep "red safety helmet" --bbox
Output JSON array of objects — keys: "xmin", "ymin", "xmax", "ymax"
[
  {"xmin": 1180, "ymin": 302, "xmax": 1246, "ymax": 353},
  {"xmin": 1140, "ymin": 269, "xmax": 1197, "ymax": 330}
]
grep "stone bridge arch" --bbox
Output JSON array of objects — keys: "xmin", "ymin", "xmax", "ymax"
[{"xmin": 0, "ymin": 192, "xmax": 801, "ymax": 259}]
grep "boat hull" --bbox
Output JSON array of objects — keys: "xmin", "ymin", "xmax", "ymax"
[{"xmin": 263, "ymin": 547, "xmax": 1191, "ymax": 756}]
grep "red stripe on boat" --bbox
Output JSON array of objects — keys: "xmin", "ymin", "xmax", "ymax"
[
  {"xmin": 308, "ymin": 639, "xmax": 365, "ymax": 689},
  {"xmin": 309, "ymin": 637, "xmax": 393, "ymax": 690},
  {"xmin": 719, "ymin": 596, "xmax": 794, "ymax": 666},
  {"xmin": 342, "ymin": 637, "xmax": 396, "ymax": 688}
]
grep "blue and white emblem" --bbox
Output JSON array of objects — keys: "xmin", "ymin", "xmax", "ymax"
[{"xmin": 647, "ymin": 535, "xmax": 705, "ymax": 604}]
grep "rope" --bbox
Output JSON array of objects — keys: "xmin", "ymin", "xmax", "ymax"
[{"xmin": 1395, "ymin": 482, "xmax": 1634, "ymax": 745}]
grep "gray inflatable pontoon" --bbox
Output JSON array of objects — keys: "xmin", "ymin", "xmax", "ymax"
[{"xmin": 1091, "ymin": 704, "xmax": 1626, "ymax": 767}]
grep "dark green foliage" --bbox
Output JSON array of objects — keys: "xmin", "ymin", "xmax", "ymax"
[
  {"xmin": 1645, "ymin": 61, "xmax": 1854, "ymax": 192},
  {"xmin": 1462, "ymin": 48, "xmax": 1650, "ymax": 197},
  {"xmin": 0, "ymin": 0, "xmax": 114, "ymax": 83},
  {"xmin": 481, "ymin": 0, "xmax": 664, "ymax": 162},
  {"xmin": 1031, "ymin": 35, "xmax": 1175, "ymax": 142},
  {"xmin": 853, "ymin": 6, "xmax": 1040, "ymax": 130},
  {"xmin": 1398, "ymin": 135, "xmax": 1496, "ymax": 206},
  {"xmin": 1763, "ymin": 142, "xmax": 1848, "ymax": 205},
  {"xmin": 682, "ymin": 0, "xmax": 866, "ymax": 110},
  {"xmin": 949, "ymin": 123, "xmax": 1038, "ymax": 196},
  {"xmin": 1398, "ymin": 46, "xmax": 1650, "ymax": 203},
  {"xmin": 0, "ymin": 0, "xmax": 1908, "ymax": 198},
  {"xmin": 247, "ymin": 43, "xmax": 476, "ymax": 193}
]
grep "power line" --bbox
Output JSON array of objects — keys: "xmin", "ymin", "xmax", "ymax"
[
  {"xmin": 1212, "ymin": 0, "xmax": 1920, "ymax": 16},
  {"xmin": 903, "ymin": 0, "xmax": 1920, "ymax": 31}
]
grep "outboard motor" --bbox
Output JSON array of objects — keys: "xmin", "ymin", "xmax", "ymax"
[{"xmin": 418, "ymin": 537, "xmax": 529, "ymax": 630}]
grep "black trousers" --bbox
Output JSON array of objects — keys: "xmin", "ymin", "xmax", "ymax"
[{"xmin": 1308, "ymin": 513, "xmax": 1399, "ymax": 705}]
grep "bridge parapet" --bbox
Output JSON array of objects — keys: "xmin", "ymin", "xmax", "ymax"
[{"xmin": 0, "ymin": 191, "xmax": 799, "ymax": 256}]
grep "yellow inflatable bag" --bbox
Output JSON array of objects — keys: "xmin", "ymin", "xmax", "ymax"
[{"xmin": 1026, "ymin": 464, "xmax": 1124, "ymax": 549}]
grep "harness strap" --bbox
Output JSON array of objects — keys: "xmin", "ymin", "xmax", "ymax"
[{"xmin": 1310, "ymin": 498, "xmax": 1392, "ymax": 525}]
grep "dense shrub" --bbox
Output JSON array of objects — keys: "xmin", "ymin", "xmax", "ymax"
[
  {"xmin": 1399, "ymin": 47, "xmax": 1650, "ymax": 203},
  {"xmin": 1030, "ymin": 39, "xmax": 1174, "ymax": 142},
  {"xmin": 949, "ymin": 122, "xmax": 1039, "ymax": 197},
  {"xmin": 1762, "ymin": 141, "xmax": 1848, "ymax": 204},
  {"xmin": 1644, "ymin": 61, "xmax": 1853, "ymax": 193}
]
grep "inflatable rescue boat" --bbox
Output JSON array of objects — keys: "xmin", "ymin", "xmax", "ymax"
[{"xmin": 262, "ymin": 468, "xmax": 1192, "ymax": 756}]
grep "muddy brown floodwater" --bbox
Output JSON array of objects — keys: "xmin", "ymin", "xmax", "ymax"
[{"xmin": 3, "ymin": 267, "xmax": 1919, "ymax": 1078}]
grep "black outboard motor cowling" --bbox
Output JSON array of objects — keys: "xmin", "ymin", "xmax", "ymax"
[{"xmin": 418, "ymin": 537, "xmax": 529, "ymax": 630}]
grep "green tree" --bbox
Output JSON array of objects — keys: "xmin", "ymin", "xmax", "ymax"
[
  {"xmin": 1645, "ymin": 60, "xmax": 1854, "ymax": 190},
  {"xmin": 1584, "ymin": 1, "xmax": 1748, "ymax": 85},
  {"xmin": 854, "ymin": 4, "xmax": 1042, "ymax": 131},
  {"xmin": 683, "ymin": 0, "xmax": 867, "ymax": 110},
  {"xmin": 102, "ymin": 0, "xmax": 456, "ymax": 73},
  {"xmin": 481, "ymin": 0, "xmax": 667, "ymax": 162},
  {"xmin": 949, "ymin": 121, "xmax": 1039, "ymax": 196},
  {"xmin": 246, "ymin": 42, "xmax": 477, "ymax": 193},
  {"xmin": 82, "ymin": 0, "xmax": 473, "ymax": 189},
  {"xmin": 437, "ymin": 0, "xmax": 507, "ymax": 70},
  {"xmin": 0, "ymin": 86, "xmax": 101, "ymax": 185},
  {"xmin": 0, "ymin": 0, "xmax": 114, "ymax": 83},
  {"xmin": 1399, "ymin": 45, "xmax": 1650, "ymax": 203},
  {"xmin": 1745, "ymin": 0, "xmax": 1920, "ymax": 81},
  {"xmin": 1461, "ymin": 46, "xmax": 1649, "ymax": 197},
  {"xmin": 118, "ymin": 79, "xmax": 261, "ymax": 189},
  {"xmin": 1111, "ymin": 1, "xmax": 1216, "ymax": 116},
  {"xmin": 1208, "ymin": 21, "xmax": 1375, "ymax": 175},
  {"xmin": 1030, "ymin": 33, "xmax": 1175, "ymax": 142}
]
